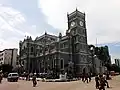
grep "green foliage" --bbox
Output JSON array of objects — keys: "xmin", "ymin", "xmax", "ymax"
[
  {"xmin": 0, "ymin": 64, "xmax": 13, "ymax": 73},
  {"xmin": 88, "ymin": 45, "xmax": 111, "ymax": 69},
  {"xmin": 94, "ymin": 46, "xmax": 111, "ymax": 64},
  {"xmin": 95, "ymin": 47, "xmax": 100, "ymax": 55}
]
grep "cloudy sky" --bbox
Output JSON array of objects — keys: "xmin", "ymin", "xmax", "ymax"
[{"xmin": 0, "ymin": 0, "xmax": 120, "ymax": 63}]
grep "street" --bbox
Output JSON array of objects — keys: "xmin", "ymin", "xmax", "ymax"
[{"xmin": 0, "ymin": 75, "xmax": 120, "ymax": 90}]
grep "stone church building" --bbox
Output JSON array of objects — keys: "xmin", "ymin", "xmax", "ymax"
[{"xmin": 19, "ymin": 9, "xmax": 103, "ymax": 77}]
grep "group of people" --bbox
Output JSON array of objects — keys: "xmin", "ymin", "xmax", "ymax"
[
  {"xmin": 81, "ymin": 73, "xmax": 91, "ymax": 83},
  {"xmin": 95, "ymin": 73, "xmax": 110, "ymax": 90},
  {"xmin": 0, "ymin": 71, "xmax": 111, "ymax": 89},
  {"xmin": 80, "ymin": 72, "xmax": 110, "ymax": 90},
  {"xmin": 23, "ymin": 73, "xmax": 37, "ymax": 87}
]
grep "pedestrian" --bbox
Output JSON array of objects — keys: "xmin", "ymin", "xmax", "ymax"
[
  {"xmin": 88, "ymin": 73, "xmax": 91, "ymax": 82},
  {"xmin": 95, "ymin": 75, "xmax": 100, "ymax": 89},
  {"xmin": 84, "ymin": 73, "xmax": 88, "ymax": 83},
  {"xmin": 32, "ymin": 73, "xmax": 37, "ymax": 87},
  {"xmin": 99, "ymin": 74, "xmax": 106, "ymax": 90},
  {"xmin": 0, "ymin": 73, "xmax": 3, "ymax": 84},
  {"xmin": 103, "ymin": 73, "xmax": 110, "ymax": 88},
  {"xmin": 106, "ymin": 72, "xmax": 110, "ymax": 80},
  {"xmin": 26, "ymin": 73, "xmax": 29, "ymax": 81},
  {"xmin": 81, "ymin": 73, "xmax": 84, "ymax": 82},
  {"xmin": 27, "ymin": 74, "xmax": 30, "ymax": 81}
]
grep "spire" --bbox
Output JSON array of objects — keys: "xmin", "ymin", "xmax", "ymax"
[
  {"xmin": 45, "ymin": 31, "xmax": 47, "ymax": 35},
  {"xmin": 76, "ymin": 7, "xmax": 78, "ymax": 11},
  {"xmin": 67, "ymin": 12, "xmax": 69, "ymax": 16},
  {"xmin": 83, "ymin": 12, "xmax": 85, "ymax": 15},
  {"xmin": 59, "ymin": 32, "xmax": 62, "ymax": 38}
]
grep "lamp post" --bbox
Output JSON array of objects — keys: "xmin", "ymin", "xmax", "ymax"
[{"xmin": 90, "ymin": 46, "xmax": 95, "ymax": 75}]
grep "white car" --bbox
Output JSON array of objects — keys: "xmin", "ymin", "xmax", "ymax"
[{"xmin": 7, "ymin": 73, "xmax": 19, "ymax": 82}]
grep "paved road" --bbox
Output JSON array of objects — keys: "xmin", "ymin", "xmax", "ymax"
[{"xmin": 0, "ymin": 76, "xmax": 120, "ymax": 90}]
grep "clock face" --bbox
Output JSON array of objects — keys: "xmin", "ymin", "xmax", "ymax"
[
  {"xmin": 70, "ymin": 21, "xmax": 75, "ymax": 27},
  {"xmin": 79, "ymin": 21, "xmax": 83, "ymax": 26}
]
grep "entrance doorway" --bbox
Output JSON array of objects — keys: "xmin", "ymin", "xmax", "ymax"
[{"xmin": 82, "ymin": 67, "xmax": 88, "ymax": 74}]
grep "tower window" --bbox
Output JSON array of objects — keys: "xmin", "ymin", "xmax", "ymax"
[
  {"xmin": 52, "ymin": 59, "xmax": 55, "ymax": 68},
  {"xmin": 31, "ymin": 47, "xmax": 34, "ymax": 52},
  {"xmin": 60, "ymin": 59, "xmax": 64, "ymax": 69}
]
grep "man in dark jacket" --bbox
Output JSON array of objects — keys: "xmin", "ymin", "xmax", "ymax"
[
  {"xmin": 32, "ymin": 73, "xmax": 37, "ymax": 87},
  {"xmin": 88, "ymin": 73, "xmax": 91, "ymax": 82},
  {"xmin": 95, "ymin": 75, "xmax": 100, "ymax": 89}
]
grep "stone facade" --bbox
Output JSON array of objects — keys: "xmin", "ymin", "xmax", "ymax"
[{"xmin": 19, "ymin": 9, "xmax": 95, "ymax": 76}]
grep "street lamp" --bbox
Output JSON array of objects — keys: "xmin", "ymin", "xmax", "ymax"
[{"xmin": 90, "ymin": 46, "xmax": 95, "ymax": 75}]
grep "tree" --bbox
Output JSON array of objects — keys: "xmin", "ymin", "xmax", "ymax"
[
  {"xmin": 1, "ymin": 64, "xmax": 13, "ymax": 73},
  {"xmin": 88, "ymin": 45, "xmax": 111, "ymax": 71},
  {"xmin": 94, "ymin": 46, "xmax": 111, "ymax": 65}
]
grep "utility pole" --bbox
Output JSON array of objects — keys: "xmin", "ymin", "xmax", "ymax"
[{"xmin": 96, "ymin": 38, "xmax": 97, "ymax": 47}]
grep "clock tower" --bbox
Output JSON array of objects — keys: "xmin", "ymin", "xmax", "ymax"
[{"xmin": 67, "ymin": 9, "xmax": 89, "ymax": 75}]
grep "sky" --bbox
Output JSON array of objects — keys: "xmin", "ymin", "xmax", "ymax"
[{"xmin": 0, "ymin": 0, "xmax": 120, "ymax": 63}]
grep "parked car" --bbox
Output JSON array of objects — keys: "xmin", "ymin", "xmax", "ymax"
[{"xmin": 7, "ymin": 73, "xmax": 19, "ymax": 82}]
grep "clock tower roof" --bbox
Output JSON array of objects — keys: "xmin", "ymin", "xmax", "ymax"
[{"xmin": 68, "ymin": 9, "xmax": 85, "ymax": 17}]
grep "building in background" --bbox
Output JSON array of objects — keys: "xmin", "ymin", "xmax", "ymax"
[
  {"xmin": 0, "ymin": 48, "xmax": 18, "ymax": 68},
  {"xmin": 0, "ymin": 51, "xmax": 4, "ymax": 66},
  {"xmin": 115, "ymin": 59, "xmax": 120, "ymax": 67}
]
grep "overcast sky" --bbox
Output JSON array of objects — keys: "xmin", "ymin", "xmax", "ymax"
[{"xmin": 0, "ymin": 0, "xmax": 120, "ymax": 63}]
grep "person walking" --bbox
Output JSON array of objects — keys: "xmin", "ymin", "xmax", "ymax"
[
  {"xmin": 81, "ymin": 73, "xmax": 84, "ymax": 82},
  {"xmin": 99, "ymin": 75, "xmax": 106, "ymax": 90},
  {"xmin": 32, "ymin": 73, "xmax": 37, "ymax": 87},
  {"xmin": 95, "ymin": 75, "xmax": 100, "ymax": 89},
  {"xmin": 84, "ymin": 73, "xmax": 88, "ymax": 83},
  {"xmin": 26, "ymin": 73, "xmax": 29, "ymax": 81},
  {"xmin": 103, "ymin": 73, "xmax": 110, "ymax": 88},
  {"xmin": 88, "ymin": 73, "xmax": 91, "ymax": 82}
]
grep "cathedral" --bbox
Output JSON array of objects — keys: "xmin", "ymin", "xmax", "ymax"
[{"xmin": 19, "ymin": 9, "xmax": 93, "ymax": 77}]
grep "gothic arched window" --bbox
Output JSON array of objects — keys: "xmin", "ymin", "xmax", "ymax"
[
  {"xmin": 60, "ymin": 59, "xmax": 64, "ymax": 69},
  {"xmin": 31, "ymin": 47, "xmax": 34, "ymax": 52}
]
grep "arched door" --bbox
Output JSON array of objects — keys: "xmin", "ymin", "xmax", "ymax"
[{"xmin": 82, "ymin": 66, "xmax": 88, "ymax": 74}]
